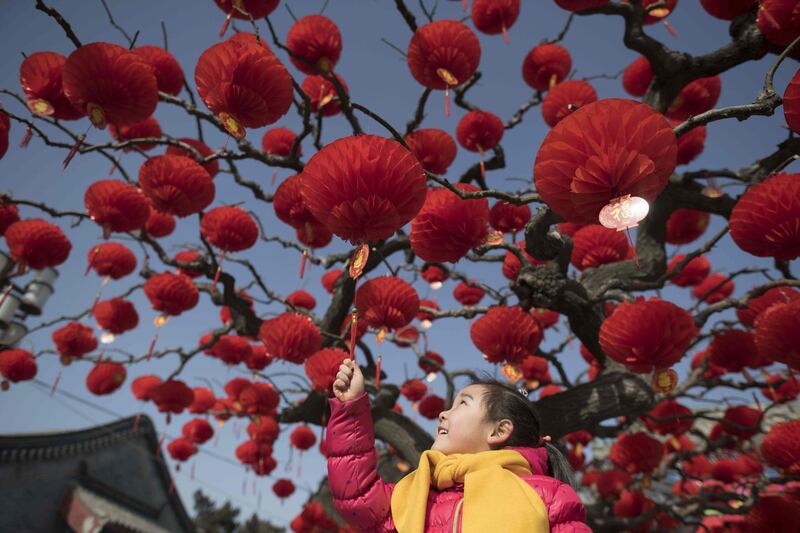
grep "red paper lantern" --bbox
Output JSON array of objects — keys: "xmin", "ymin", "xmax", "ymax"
[
  {"xmin": 86, "ymin": 242, "xmax": 136, "ymax": 280},
  {"xmin": 167, "ymin": 437, "xmax": 197, "ymax": 462},
  {"xmin": 247, "ymin": 344, "xmax": 273, "ymax": 371},
  {"xmin": 272, "ymin": 479, "xmax": 296, "ymax": 500},
  {"xmin": 417, "ymin": 298, "xmax": 440, "ymax": 324},
  {"xmin": 400, "ymin": 379, "xmax": 428, "ymax": 401},
  {"xmin": 610, "ymin": 432, "xmax": 665, "ymax": 474},
  {"xmin": 188, "ymin": 387, "xmax": 216, "ymax": 413},
  {"xmin": 273, "ymin": 174, "xmax": 315, "ymax": 229},
  {"xmin": 700, "ymin": 0, "xmax": 757, "ymax": 20},
  {"xmin": 290, "ymin": 425, "xmax": 317, "ymax": 451},
  {"xmin": 248, "ymin": 417, "xmax": 280, "ymax": 443},
  {"xmin": 502, "ymin": 240, "xmax": 543, "ymax": 280},
  {"xmin": 418, "ymin": 394, "xmax": 446, "ymax": 420},
  {"xmin": 214, "ymin": 0, "xmax": 279, "ymax": 21},
  {"xmin": 52, "ymin": 322, "xmax": 97, "ymax": 358},
  {"xmin": 231, "ymin": 381, "xmax": 279, "ymax": 416},
  {"xmin": 622, "ymin": 56, "xmax": 653, "ymax": 98},
  {"xmin": 296, "ymin": 220, "xmax": 332, "ymax": 249},
  {"xmin": 673, "ymin": 122, "xmax": 707, "ymax": 165},
  {"xmin": 737, "ymin": 286, "xmax": 800, "ymax": 327},
  {"xmin": 553, "ymin": 0, "xmax": 609, "ymax": 12},
  {"xmin": 665, "ymin": 209, "xmax": 710, "ymax": 245},
  {"xmin": 139, "ymin": 155, "xmax": 215, "ymax": 217},
  {"xmin": 404, "ymin": 128, "xmax": 457, "ymax": 175},
  {"xmin": 355, "ymin": 276, "xmax": 420, "ymax": 332},
  {"xmin": 531, "ymin": 308, "xmax": 559, "ymax": 330},
  {"xmin": 453, "ymin": 280, "xmax": 485, "ymax": 305},
  {"xmin": 522, "ymin": 44, "xmax": 571, "ymax": 91},
  {"xmin": 62, "ymin": 42, "xmax": 158, "ymax": 128},
  {"xmin": 421, "ymin": 263, "xmax": 448, "ymax": 289},
  {"xmin": 629, "ymin": 0, "xmax": 677, "ymax": 25},
  {"xmin": 720, "ymin": 405, "xmax": 761, "ymax": 439},
  {"xmin": 761, "ymin": 373, "xmax": 800, "ymax": 402},
  {"xmin": 4, "ymin": 219, "xmax": 72, "ymax": 270},
  {"xmin": 690, "ymin": 348, "xmax": 725, "ymax": 379},
  {"xmin": 19, "ymin": 51, "xmax": 84, "ymax": 120},
  {"xmin": 150, "ymin": 380, "xmax": 194, "ymax": 413},
  {"xmin": 613, "ymin": 490, "xmax": 654, "ymax": 519},
  {"xmin": 784, "ymin": 68, "xmax": 800, "ymax": 134},
  {"xmin": 666, "ymin": 76, "xmax": 721, "ymax": 121},
  {"xmin": 571, "ymin": 225, "xmax": 630, "ymax": 270},
  {"xmin": 286, "ymin": 15, "xmax": 342, "ymax": 74},
  {"xmin": 489, "ymin": 201, "xmax": 530, "ymax": 234},
  {"xmin": 166, "ymin": 138, "xmax": 219, "ymax": 178},
  {"xmin": 204, "ymin": 334, "xmax": 253, "ymax": 365},
  {"xmin": 195, "ymin": 38, "xmax": 292, "ymax": 138},
  {"xmin": 406, "ymin": 20, "xmax": 481, "ymax": 91},
  {"xmin": 86, "ymin": 362, "xmax": 127, "ymax": 395},
  {"xmin": 321, "ymin": 269, "xmax": 343, "ymax": 293},
  {"xmin": 418, "ymin": 351, "xmax": 445, "ymax": 374},
  {"xmin": 729, "ymin": 173, "xmax": 800, "ymax": 260},
  {"xmin": 304, "ymin": 348, "xmax": 348, "ymax": 393},
  {"xmin": 144, "ymin": 209, "xmax": 176, "ymax": 238},
  {"xmin": 761, "ymin": 420, "xmax": 800, "ymax": 474},
  {"xmin": 235, "ymin": 440, "xmax": 273, "ymax": 466},
  {"xmin": 755, "ymin": 299, "xmax": 800, "ymax": 370},
  {"xmin": 667, "ymin": 254, "xmax": 711, "ymax": 287},
  {"xmin": 132, "ymin": 45, "xmax": 184, "ymax": 96},
  {"xmin": 758, "ymin": 0, "xmax": 800, "ymax": 47},
  {"xmin": 0, "ymin": 349, "xmax": 37, "ymax": 384},
  {"xmin": 302, "ymin": 135, "xmax": 427, "ymax": 244},
  {"xmin": 109, "ymin": 117, "xmax": 162, "ymax": 151},
  {"xmin": 144, "ymin": 272, "xmax": 199, "ymax": 316},
  {"xmin": 643, "ymin": 399, "xmax": 693, "ymax": 436},
  {"xmin": 0, "ymin": 201, "xmax": 20, "ymax": 236},
  {"xmin": 456, "ymin": 110, "xmax": 504, "ymax": 154},
  {"xmin": 541, "ymin": 80, "xmax": 597, "ymax": 128},
  {"xmin": 131, "ymin": 375, "xmax": 161, "ymax": 401},
  {"xmin": 173, "ymin": 250, "xmax": 203, "ymax": 279},
  {"xmin": 520, "ymin": 355, "xmax": 550, "ymax": 383},
  {"xmin": 84, "ymin": 180, "xmax": 151, "ymax": 236},
  {"xmin": 93, "ymin": 298, "xmax": 138, "ymax": 334},
  {"xmin": 471, "ymin": 0, "xmax": 521, "ymax": 37},
  {"xmin": 300, "ymin": 73, "xmax": 349, "ymax": 117},
  {"xmin": 534, "ymin": 98, "xmax": 677, "ymax": 224},
  {"xmin": 599, "ymin": 297, "xmax": 697, "ymax": 373},
  {"xmin": 471, "ymin": 306, "xmax": 543, "ymax": 364},
  {"xmin": 410, "ymin": 183, "xmax": 490, "ymax": 263},
  {"xmin": 287, "ymin": 290, "xmax": 316, "ymax": 310},
  {"xmin": 692, "ymin": 272, "xmax": 734, "ymax": 304},
  {"xmin": 200, "ymin": 206, "xmax": 259, "ymax": 252},
  {"xmin": 259, "ymin": 312, "xmax": 321, "ymax": 364},
  {"xmin": 262, "ymin": 127, "xmax": 301, "ymax": 157}
]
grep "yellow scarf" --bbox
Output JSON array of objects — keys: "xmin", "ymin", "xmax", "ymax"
[{"xmin": 391, "ymin": 449, "xmax": 550, "ymax": 533}]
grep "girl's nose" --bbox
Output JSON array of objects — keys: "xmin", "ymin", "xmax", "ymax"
[{"xmin": 438, "ymin": 411, "xmax": 447, "ymax": 422}]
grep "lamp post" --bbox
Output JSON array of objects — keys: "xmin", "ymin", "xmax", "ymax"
[{"xmin": 0, "ymin": 251, "xmax": 58, "ymax": 349}]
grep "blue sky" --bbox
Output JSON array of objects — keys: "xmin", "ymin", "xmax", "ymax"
[{"xmin": 0, "ymin": 0, "xmax": 795, "ymax": 527}]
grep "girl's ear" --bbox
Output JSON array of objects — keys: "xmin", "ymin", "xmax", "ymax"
[{"xmin": 487, "ymin": 418, "xmax": 514, "ymax": 447}]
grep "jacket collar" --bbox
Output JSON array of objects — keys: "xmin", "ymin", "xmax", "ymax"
[{"xmin": 507, "ymin": 446, "xmax": 548, "ymax": 476}]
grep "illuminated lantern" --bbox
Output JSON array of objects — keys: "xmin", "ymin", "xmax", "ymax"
[
  {"xmin": 729, "ymin": 173, "xmax": 800, "ymax": 260},
  {"xmin": 301, "ymin": 135, "xmax": 427, "ymax": 255},
  {"xmin": 672, "ymin": 121, "xmax": 707, "ymax": 165},
  {"xmin": 167, "ymin": 438, "xmax": 197, "ymax": 462},
  {"xmin": 188, "ymin": 387, "xmax": 216, "ymax": 414},
  {"xmin": 4, "ymin": 219, "xmax": 71, "ymax": 270},
  {"xmin": 290, "ymin": 425, "xmax": 317, "ymax": 451},
  {"xmin": 709, "ymin": 329, "xmax": 762, "ymax": 372},
  {"xmin": 93, "ymin": 298, "xmax": 138, "ymax": 335},
  {"xmin": 522, "ymin": 44, "xmax": 571, "ymax": 91},
  {"xmin": 52, "ymin": 322, "xmax": 98, "ymax": 358},
  {"xmin": 720, "ymin": 406, "xmax": 761, "ymax": 439},
  {"xmin": 273, "ymin": 479, "xmax": 296, "ymax": 500},
  {"xmin": 622, "ymin": 56, "xmax": 653, "ymax": 98},
  {"xmin": 666, "ymin": 76, "xmax": 721, "ymax": 121},
  {"xmin": 598, "ymin": 195, "xmax": 651, "ymax": 232},
  {"xmin": 643, "ymin": 399, "xmax": 693, "ymax": 436},
  {"xmin": 406, "ymin": 20, "xmax": 481, "ymax": 115},
  {"xmin": 273, "ymin": 174, "xmax": 315, "ymax": 229},
  {"xmin": 200, "ymin": 206, "xmax": 259, "ymax": 252},
  {"xmin": 571, "ymin": 225, "xmax": 630, "ymax": 270},
  {"xmin": 400, "ymin": 379, "xmax": 428, "ymax": 401},
  {"xmin": 471, "ymin": 0, "xmax": 521, "ymax": 42},
  {"xmin": 131, "ymin": 375, "xmax": 161, "ymax": 402},
  {"xmin": 541, "ymin": 80, "xmax": 597, "ymax": 128},
  {"xmin": 262, "ymin": 127, "xmax": 301, "ymax": 158},
  {"xmin": 404, "ymin": 128, "xmax": 457, "ymax": 175},
  {"xmin": 287, "ymin": 290, "xmax": 316, "ymax": 311},
  {"xmin": 553, "ymin": 0, "xmax": 609, "ymax": 12},
  {"xmin": 418, "ymin": 394, "xmax": 446, "ymax": 420},
  {"xmin": 410, "ymin": 184, "xmax": 490, "ymax": 263},
  {"xmin": 610, "ymin": 432, "xmax": 664, "ymax": 474},
  {"xmin": 144, "ymin": 272, "xmax": 199, "ymax": 316},
  {"xmin": 19, "ymin": 51, "xmax": 83, "ymax": 119},
  {"xmin": 489, "ymin": 201, "xmax": 530, "ymax": 234},
  {"xmin": 300, "ymin": 73, "xmax": 349, "ymax": 117},
  {"xmin": 785, "ymin": 68, "xmax": 800, "ymax": 134},
  {"xmin": 418, "ymin": 351, "xmax": 445, "ymax": 374},
  {"xmin": 62, "ymin": 42, "xmax": 158, "ymax": 128},
  {"xmin": 304, "ymin": 348, "xmax": 348, "ymax": 393},
  {"xmin": 667, "ymin": 254, "xmax": 711, "ymax": 287},
  {"xmin": 421, "ymin": 263, "xmax": 448, "ymax": 290},
  {"xmin": 139, "ymin": 155, "xmax": 215, "ymax": 217},
  {"xmin": 286, "ymin": 15, "xmax": 342, "ymax": 74},
  {"xmin": 0, "ymin": 349, "xmax": 37, "ymax": 386},
  {"xmin": 150, "ymin": 380, "xmax": 194, "ymax": 413},
  {"xmin": 144, "ymin": 209, "xmax": 176, "ymax": 238},
  {"xmin": 758, "ymin": 0, "xmax": 800, "ymax": 47},
  {"xmin": 453, "ymin": 280, "xmax": 485, "ymax": 305},
  {"xmin": 86, "ymin": 242, "xmax": 136, "ymax": 280},
  {"xmin": 355, "ymin": 276, "xmax": 420, "ymax": 335},
  {"xmin": 665, "ymin": 209, "xmax": 709, "ymax": 245},
  {"xmin": 132, "ymin": 45, "xmax": 184, "ymax": 95},
  {"xmin": 0, "ymin": 201, "xmax": 20, "ymax": 236},
  {"xmin": 761, "ymin": 373, "xmax": 800, "ymax": 403},
  {"xmin": 195, "ymin": 38, "xmax": 292, "ymax": 138},
  {"xmin": 320, "ymin": 269, "xmax": 343, "ymax": 293},
  {"xmin": 755, "ymin": 299, "xmax": 800, "ymax": 370},
  {"xmin": 736, "ymin": 286, "xmax": 799, "ymax": 327},
  {"xmin": 166, "ymin": 138, "xmax": 219, "ymax": 178},
  {"xmin": 599, "ymin": 297, "xmax": 696, "ymax": 373},
  {"xmin": 692, "ymin": 272, "xmax": 734, "ymax": 303},
  {"xmin": 535, "ymin": 98, "xmax": 677, "ymax": 224},
  {"xmin": 84, "ymin": 180, "xmax": 151, "ymax": 237},
  {"xmin": 248, "ymin": 417, "xmax": 280, "ymax": 443},
  {"xmin": 456, "ymin": 110, "xmax": 504, "ymax": 176},
  {"xmin": 183, "ymin": 419, "xmax": 214, "ymax": 445},
  {"xmin": 259, "ymin": 313, "xmax": 321, "ymax": 364},
  {"xmin": 502, "ymin": 240, "xmax": 543, "ymax": 280},
  {"xmin": 761, "ymin": 420, "xmax": 800, "ymax": 474},
  {"xmin": 470, "ymin": 306, "xmax": 543, "ymax": 364},
  {"xmin": 86, "ymin": 362, "xmax": 126, "ymax": 395},
  {"xmin": 214, "ymin": 0, "xmax": 279, "ymax": 35},
  {"xmin": 700, "ymin": 0, "xmax": 757, "ymax": 20}
]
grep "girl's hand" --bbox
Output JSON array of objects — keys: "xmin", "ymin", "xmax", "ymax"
[{"xmin": 332, "ymin": 358, "xmax": 365, "ymax": 402}]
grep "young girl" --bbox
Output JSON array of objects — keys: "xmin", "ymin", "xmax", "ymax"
[{"xmin": 327, "ymin": 359, "xmax": 591, "ymax": 532}]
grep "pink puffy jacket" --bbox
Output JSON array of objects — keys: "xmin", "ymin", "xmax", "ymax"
[{"xmin": 326, "ymin": 393, "xmax": 591, "ymax": 532}]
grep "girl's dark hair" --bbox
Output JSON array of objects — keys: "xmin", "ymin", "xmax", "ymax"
[{"xmin": 471, "ymin": 376, "xmax": 576, "ymax": 489}]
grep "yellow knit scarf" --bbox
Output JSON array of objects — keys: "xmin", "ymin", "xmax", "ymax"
[{"xmin": 390, "ymin": 449, "xmax": 550, "ymax": 533}]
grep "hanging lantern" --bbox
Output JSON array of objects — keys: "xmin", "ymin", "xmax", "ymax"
[
  {"xmin": 456, "ymin": 110, "xmax": 504, "ymax": 178},
  {"xmin": 691, "ymin": 272, "xmax": 734, "ymax": 304},
  {"xmin": 109, "ymin": 117, "xmax": 162, "ymax": 151},
  {"xmin": 700, "ymin": 0, "xmax": 757, "ymax": 20},
  {"xmin": 673, "ymin": 122, "xmax": 707, "ymax": 165},
  {"xmin": 195, "ymin": 38, "xmax": 292, "ymax": 138},
  {"xmin": 571, "ymin": 225, "xmax": 631, "ymax": 270},
  {"xmin": 643, "ymin": 399, "xmax": 693, "ymax": 436},
  {"xmin": 720, "ymin": 405, "xmax": 761, "ymax": 439},
  {"xmin": 214, "ymin": 0, "xmax": 279, "ymax": 36},
  {"xmin": 259, "ymin": 312, "xmax": 321, "ymax": 364},
  {"xmin": 286, "ymin": 15, "xmax": 342, "ymax": 74},
  {"xmin": 144, "ymin": 272, "xmax": 199, "ymax": 316},
  {"xmin": 404, "ymin": 128, "xmax": 458, "ymax": 175},
  {"xmin": 667, "ymin": 254, "xmax": 711, "ymax": 287},
  {"xmin": 287, "ymin": 290, "xmax": 316, "ymax": 311},
  {"xmin": 84, "ymin": 180, "xmax": 151, "ymax": 237},
  {"xmin": 453, "ymin": 280, "xmax": 485, "ymax": 305},
  {"xmin": 131, "ymin": 375, "xmax": 162, "ymax": 402},
  {"xmin": 173, "ymin": 250, "xmax": 203, "ymax": 279},
  {"xmin": 761, "ymin": 373, "xmax": 800, "ymax": 403},
  {"xmin": 785, "ymin": 68, "xmax": 800, "ymax": 134},
  {"xmin": 421, "ymin": 263, "xmax": 448, "ymax": 290},
  {"xmin": 0, "ymin": 349, "xmax": 37, "ymax": 388},
  {"xmin": 272, "ymin": 479, "xmax": 296, "ymax": 501},
  {"xmin": 139, "ymin": 154, "xmax": 215, "ymax": 217},
  {"xmin": 200, "ymin": 206, "xmax": 259, "ymax": 286},
  {"xmin": 417, "ymin": 298, "xmax": 440, "ymax": 329},
  {"xmin": 167, "ymin": 437, "xmax": 197, "ymax": 463},
  {"xmin": 400, "ymin": 379, "xmax": 428, "ymax": 402},
  {"xmin": 502, "ymin": 240, "xmax": 543, "ymax": 280},
  {"xmin": 188, "ymin": 387, "xmax": 216, "ymax": 414},
  {"xmin": 132, "ymin": 45, "xmax": 184, "ymax": 96},
  {"xmin": 166, "ymin": 138, "xmax": 220, "ymax": 178},
  {"xmin": 182, "ymin": 418, "xmax": 214, "ymax": 445},
  {"xmin": 203, "ymin": 334, "xmax": 253, "ymax": 365},
  {"xmin": 273, "ymin": 174, "xmax": 316, "ymax": 229},
  {"xmin": 304, "ymin": 348, "xmax": 348, "ymax": 393},
  {"xmin": 290, "ymin": 425, "xmax": 317, "ymax": 452},
  {"xmin": 535, "ymin": 98, "xmax": 677, "ymax": 224},
  {"xmin": 622, "ymin": 56, "xmax": 653, "ymax": 98},
  {"xmin": 470, "ymin": 306, "xmax": 543, "ymax": 364},
  {"xmin": 144, "ymin": 209, "xmax": 176, "ymax": 238},
  {"xmin": 667, "ymin": 76, "xmax": 721, "ymax": 121},
  {"xmin": 610, "ymin": 432, "xmax": 665, "ymax": 474},
  {"xmin": 665, "ymin": 209, "xmax": 710, "ymax": 245},
  {"xmin": 300, "ymin": 74, "xmax": 349, "ymax": 117},
  {"xmin": 93, "ymin": 297, "xmax": 138, "ymax": 337},
  {"xmin": 489, "ymin": 201, "xmax": 530, "ymax": 235},
  {"xmin": 0, "ymin": 201, "xmax": 20, "ymax": 236},
  {"xmin": 522, "ymin": 43, "xmax": 571, "ymax": 91},
  {"xmin": 86, "ymin": 242, "xmax": 137, "ymax": 280},
  {"xmin": 262, "ymin": 127, "xmax": 301, "ymax": 158},
  {"xmin": 760, "ymin": 420, "xmax": 800, "ymax": 474},
  {"xmin": 86, "ymin": 362, "xmax": 126, "ymax": 395},
  {"xmin": 355, "ymin": 275, "xmax": 420, "ymax": 335},
  {"xmin": 52, "ymin": 322, "xmax": 98, "ymax": 359},
  {"xmin": 62, "ymin": 42, "xmax": 158, "ymax": 128},
  {"xmin": 4, "ymin": 219, "xmax": 72, "ymax": 270},
  {"xmin": 19, "ymin": 51, "xmax": 84, "ymax": 120},
  {"xmin": 737, "ymin": 286, "xmax": 800, "ymax": 328},
  {"xmin": 150, "ymin": 379, "xmax": 195, "ymax": 414},
  {"xmin": 553, "ymin": 0, "xmax": 609, "ymax": 12},
  {"xmin": 758, "ymin": 0, "xmax": 800, "ymax": 47},
  {"xmin": 541, "ymin": 80, "xmax": 597, "ymax": 128},
  {"xmin": 613, "ymin": 490, "xmax": 655, "ymax": 521},
  {"xmin": 248, "ymin": 417, "xmax": 280, "ymax": 443},
  {"xmin": 418, "ymin": 394, "xmax": 446, "ymax": 420},
  {"xmin": 708, "ymin": 329, "xmax": 762, "ymax": 373},
  {"xmin": 471, "ymin": 0, "xmax": 521, "ymax": 42},
  {"xmin": 755, "ymin": 299, "xmax": 800, "ymax": 370},
  {"xmin": 320, "ymin": 269, "xmax": 343, "ymax": 294},
  {"xmin": 598, "ymin": 195, "xmax": 651, "ymax": 232},
  {"xmin": 247, "ymin": 344, "xmax": 273, "ymax": 371}
]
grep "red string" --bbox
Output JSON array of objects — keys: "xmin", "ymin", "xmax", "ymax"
[
  {"xmin": 20, "ymin": 127, "xmax": 32, "ymax": 148},
  {"xmin": 50, "ymin": 371, "xmax": 61, "ymax": 396},
  {"xmin": 375, "ymin": 355, "xmax": 382, "ymax": 390},
  {"xmin": 219, "ymin": 12, "xmax": 233, "ymax": 37},
  {"xmin": 62, "ymin": 134, "xmax": 85, "ymax": 170},
  {"xmin": 299, "ymin": 250, "xmax": 308, "ymax": 279},
  {"xmin": 445, "ymin": 87, "xmax": 451, "ymax": 118}
]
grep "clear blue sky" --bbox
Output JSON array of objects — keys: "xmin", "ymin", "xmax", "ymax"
[{"xmin": 0, "ymin": 0, "xmax": 793, "ymax": 527}]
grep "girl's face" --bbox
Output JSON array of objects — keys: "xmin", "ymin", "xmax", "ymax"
[{"xmin": 431, "ymin": 385, "xmax": 511, "ymax": 455}]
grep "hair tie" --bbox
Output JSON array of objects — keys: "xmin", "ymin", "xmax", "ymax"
[
  {"xmin": 537, "ymin": 435, "xmax": 551, "ymax": 446},
  {"xmin": 517, "ymin": 387, "xmax": 529, "ymax": 398}
]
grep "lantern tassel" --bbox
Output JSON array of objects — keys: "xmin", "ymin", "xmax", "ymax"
[
  {"xmin": 146, "ymin": 332, "xmax": 159, "ymax": 361},
  {"xmin": 212, "ymin": 251, "xmax": 226, "ymax": 293},
  {"xmin": 462, "ymin": 0, "xmax": 467, "ymax": 11},
  {"xmin": 663, "ymin": 20, "xmax": 678, "ymax": 38},
  {"xmin": 20, "ymin": 127, "xmax": 33, "ymax": 148},
  {"xmin": 502, "ymin": 25, "xmax": 510, "ymax": 45},
  {"xmin": 50, "ymin": 370, "xmax": 62, "ymax": 396},
  {"xmin": 219, "ymin": 12, "xmax": 233, "ymax": 37},
  {"xmin": 478, "ymin": 145, "xmax": 485, "ymax": 179},
  {"xmin": 133, "ymin": 413, "xmax": 141, "ymax": 433},
  {"xmin": 445, "ymin": 87, "xmax": 451, "ymax": 118},
  {"xmin": 62, "ymin": 134, "xmax": 86, "ymax": 170},
  {"xmin": 299, "ymin": 249, "xmax": 308, "ymax": 279},
  {"xmin": 375, "ymin": 354, "xmax": 382, "ymax": 390},
  {"xmin": 271, "ymin": 170, "xmax": 277, "ymax": 186}
]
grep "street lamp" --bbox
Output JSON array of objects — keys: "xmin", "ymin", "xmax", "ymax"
[{"xmin": 0, "ymin": 251, "xmax": 58, "ymax": 349}]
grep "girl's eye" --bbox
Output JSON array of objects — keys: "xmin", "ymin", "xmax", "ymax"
[{"xmin": 460, "ymin": 400, "xmax": 467, "ymax": 405}]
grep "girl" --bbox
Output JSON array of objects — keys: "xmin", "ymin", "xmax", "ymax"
[{"xmin": 327, "ymin": 359, "xmax": 591, "ymax": 532}]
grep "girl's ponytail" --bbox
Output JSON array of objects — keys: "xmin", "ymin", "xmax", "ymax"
[{"xmin": 542, "ymin": 440, "xmax": 577, "ymax": 490}]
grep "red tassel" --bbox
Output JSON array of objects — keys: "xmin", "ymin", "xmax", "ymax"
[
  {"xmin": 20, "ymin": 127, "xmax": 33, "ymax": 148},
  {"xmin": 271, "ymin": 170, "xmax": 277, "ymax": 186},
  {"xmin": 663, "ymin": 20, "xmax": 678, "ymax": 38},
  {"xmin": 462, "ymin": 0, "xmax": 467, "ymax": 11},
  {"xmin": 212, "ymin": 251, "xmax": 225, "ymax": 293},
  {"xmin": 62, "ymin": 134, "xmax": 85, "ymax": 170},
  {"xmin": 502, "ymin": 25, "xmax": 510, "ymax": 45},
  {"xmin": 85, "ymin": 247, "xmax": 100, "ymax": 276},
  {"xmin": 299, "ymin": 250, "xmax": 308, "ymax": 279},
  {"xmin": 445, "ymin": 87, "xmax": 451, "ymax": 118},
  {"xmin": 133, "ymin": 414, "xmax": 141, "ymax": 433},
  {"xmin": 50, "ymin": 370, "xmax": 61, "ymax": 396},
  {"xmin": 146, "ymin": 332, "xmax": 159, "ymax": 361},
  {"xmin": 478, "ymin": 146, "xmax": 485, "ymax": 179},
  {"xmin": 219, "ymin": 12, "xmax": 233, "ymax": 37},
  {"xmin": 375, "ymin": 354, "xmax": 382, "ymax": 390},
  {"xmin": 156, "ymin": 433, "xmax": 166, "ymax": 458}
]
